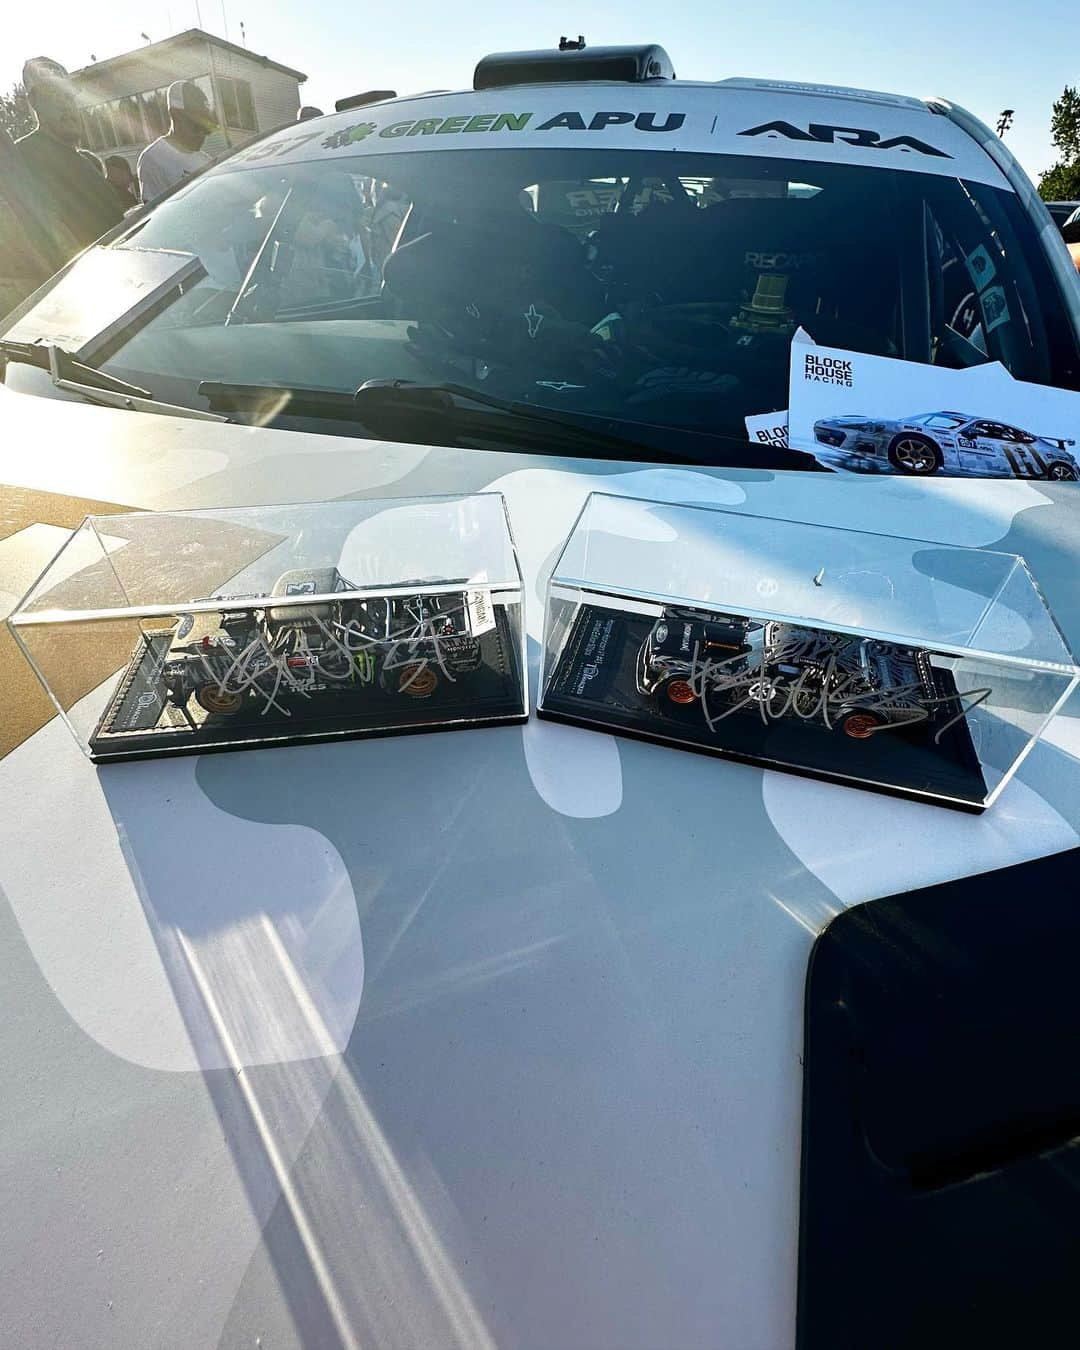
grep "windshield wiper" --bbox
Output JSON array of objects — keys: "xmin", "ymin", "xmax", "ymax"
[
  {"xmin": 353, "ymin": 377, "xmax": 658, "ymax": 442},
  {"xmin": 2, "ymin": 339, "xmax": 227, "ymax": 421},
  {"xmin": 198, "ymin": 376, "xmax": 816, "ymax": 469},
  {"xmin": 199, "ymin": 375, "xmax": 691, "ymax": 459},
  {"xmin": 356, "ymin": 377, "xmax": 552, "ymax": 415},
  {"xmin": 199, "ymin": 375, "xmax": 610, "ymax": 429},
  {"xmin": 1, "ymin": 339, "xmax": 152, "ymax": 398}
]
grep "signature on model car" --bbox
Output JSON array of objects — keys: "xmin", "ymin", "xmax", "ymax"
[
  {"xmin": 162, "ymin": 568, "xmax": 484, "ymax": 718},
  {"xmin": 812, "ymin": 411, "xmax": 1079, "ymax": 479},
  {"xmin": 636, "ymin": 607, "xmax": 990, "ymax": 743}
]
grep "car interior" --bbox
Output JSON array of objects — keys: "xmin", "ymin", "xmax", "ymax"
[{"xmin": 73, "ymin": 146, "xmax": 1080, "ymax": 432}]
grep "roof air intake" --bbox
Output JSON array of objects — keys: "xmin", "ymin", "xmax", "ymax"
[{"xmin": 474, "ymin": 42, "xmax": 674, "ymax": 91}]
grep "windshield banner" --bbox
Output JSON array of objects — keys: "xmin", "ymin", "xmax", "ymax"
[
  {"xmin": 786, "ymin": 335, "xmax": 1080, "ymax": 482},
  {"xmin": 224, "ymin": 87, "xmax": 1010, "ymax": 189}
]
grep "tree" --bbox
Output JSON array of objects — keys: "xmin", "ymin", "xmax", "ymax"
[
  {"xmin": 1050, "ymin": 86, "xmax": 1080, "ymax": 163},
  {"xmin": 0, "ymin": 84, "xmax": 34, "ymax": 142},
  {"xmin": 1039, "ymin": 160, "xmax": 1080, "ymax": 203},
  {"xmin": 1039, "ymin": 85, "xmax": 1080, "ymax": 201}
]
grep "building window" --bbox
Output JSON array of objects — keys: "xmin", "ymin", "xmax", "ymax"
[
  {"xmin": 86, "ymin": 103, "xmax": 118, "ymax": 150},
  {"xmin": 81, "ymin": 107, "xmax": 100, "ymax": 150},
  {"xmin": 119, "ymin": 95, "xmax": 145, "ymax": 145},
  {"xmin": 83, "ymin": 96, "xmax": 140, "ymax": 148},
  {"xmin": 216, "ymin": 76, "xmax": 257, "ymax": 132},
  {"xmin": 83, "ymin": 83, "xmax": 178, "ymax": 150},
  {"xmin": 140, "ymin": 89, "xmax": 168, "ymax": 138},
  {"xmin": 80, "ymin": 71, "xmax": 257, "ymax": 151}
]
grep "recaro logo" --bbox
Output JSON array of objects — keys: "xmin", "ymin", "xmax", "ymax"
[{"xmin": 737, "ymin": 120, "xmax": 951, "ymax": 159}]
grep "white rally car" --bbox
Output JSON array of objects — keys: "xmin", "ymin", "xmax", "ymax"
[
  {"xmin": 2, "ymin": 41, "xmax": 1080, "ymax": 1350},
  {"xmin": 813, "ymin": 410, "xmax": 1080, "ymax": 478}
]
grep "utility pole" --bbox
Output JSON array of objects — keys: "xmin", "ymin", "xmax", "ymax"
[{"xmin": 996, "ymin": 109, "xmax": 1015, "ymax": 138}]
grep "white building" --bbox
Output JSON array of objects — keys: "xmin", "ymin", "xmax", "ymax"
[{"xmin": 69, "ymin": 29, "xmax": 307, "ymax": 168}]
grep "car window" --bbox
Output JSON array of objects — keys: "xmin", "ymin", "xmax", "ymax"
[
  {"xmin": 923, "ymin": 180, "xmax": 1073, "ymax": 380},
  {"xmin": 9, "ymin": 145, "xmax": 1080, "ymax": 459}
]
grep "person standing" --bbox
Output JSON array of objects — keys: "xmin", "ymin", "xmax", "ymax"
[
  {"xmin": 0, "ymin": 125, "xmax": 57, "ymax": 313},
  {"xmin": 137, "ymin": 81, "xmax": 216, "ymax": 205},
  {"xmin": 14, "ymin": 57, "xmax": 122, "ymax": 265},
  {"xmin": 367, "ymin": 180, "xmax": 408, "ymax": 280},
  {"xmin": 104, "ymin": 155, "xmax": 139, "ymax": 210}
]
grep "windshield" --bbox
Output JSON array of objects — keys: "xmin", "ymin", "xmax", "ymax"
[{"xmin": 8, "ymin": 145, "xmax": 1080, "ymax": 459}]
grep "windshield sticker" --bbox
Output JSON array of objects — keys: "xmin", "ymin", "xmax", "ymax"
[
  {"xmin": 745, "ymin": 411, "xmax": 790, "ymax": 448},
  {"xmin": 804, "ymin": 354, "xmax": 854, "ymax": 387},
  {"xmin": 322, "ymin": 109, "xmax": 685, "ymax": 151},
  {"xmin": 979, "ymin": 285, "xmax": 1011, "ymax": 334},
  {"xmin": 737, "ymin": 121, "xmax": 951, "ymax": 159},
  {"xmin": 219, "ymin": 89, "xmax": 1012, "ymax": 189},
  {"xmin": 965, "ymin": 244, "xmax": 997, "ymax": 292},
  {"xmin": 788, "ymin": 340, "xmax": 1080, "ymax": 481},
  {"xmin": 322, "ymin": 111, "xmax": 533, "ymax": 148}
]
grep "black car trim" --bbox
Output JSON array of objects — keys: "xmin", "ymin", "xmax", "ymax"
[{"xmin": 799, "ymin": 844, "xmax": 1080, "ymax": 1350}]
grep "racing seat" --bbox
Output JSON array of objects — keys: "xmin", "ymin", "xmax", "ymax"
[
  {"xmin": 383, "ymin": 208, "xmax": 605, "ymax": 327},
  {"xmin": 585, "ymin": 190, "xmax": 705, "ymax": 303},
  {"xmin": 683, "ymin": 195, "xmax": 897, "ymax": 353}
]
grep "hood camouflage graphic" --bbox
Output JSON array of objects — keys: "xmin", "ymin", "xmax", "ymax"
[{"xmin": 1, "ymin": 389, "xmax": 1078, "ymax": 1349}]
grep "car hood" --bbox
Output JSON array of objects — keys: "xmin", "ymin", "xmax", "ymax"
[{"xmin": 2, "ymin": 383, "xmax": 1079, "ymax": 1348}]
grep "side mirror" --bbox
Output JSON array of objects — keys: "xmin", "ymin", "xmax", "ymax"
[{"xmin": 1062, "ymin": 220, "xmax": 1080, "ymax": 245}]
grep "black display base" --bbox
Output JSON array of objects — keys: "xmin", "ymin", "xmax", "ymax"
[
  {"xmin": 89, "ymin": 609, "xmax": 524, "ymax": 763},
  {"xmin": 540, "ymin": 604, "xmax": 988, "ymax": 812}
]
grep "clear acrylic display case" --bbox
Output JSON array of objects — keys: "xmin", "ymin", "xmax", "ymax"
[
  {"xmin": 9, "ymin": 494, "xmax": 526, "ymax": 762},
  {"xmin": 538, "ymin": 494, "xmax": 1079, "ymax": 811}
]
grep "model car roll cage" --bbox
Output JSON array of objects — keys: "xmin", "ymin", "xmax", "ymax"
[
  {"xmin": 639, "ymin": 612, "xmax": 990, "ymax": 743},
  {"xmin": 681, "ymin": 624, "xmax": 934, "ymax": 734},
  {"xmin": 165, "ymin": 583, "xmax": 480, "ymax": 717}
]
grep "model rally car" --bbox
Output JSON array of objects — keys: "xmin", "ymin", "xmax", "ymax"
[
  {"xmin": 812, "ymin": 411, "xmax": 1080, "ymax": 479},
  {"xmin": 637, "ymin": 607, "xmax": 942, "ymax": 739},
  {"xmin": 162, "ymin": 568, "xmax": 483, "ymax": 718}
]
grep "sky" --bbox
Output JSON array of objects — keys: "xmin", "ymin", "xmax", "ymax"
[{"xmin": 2, "ymin": 0, "xmax": 1075, "ymax": 183}]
